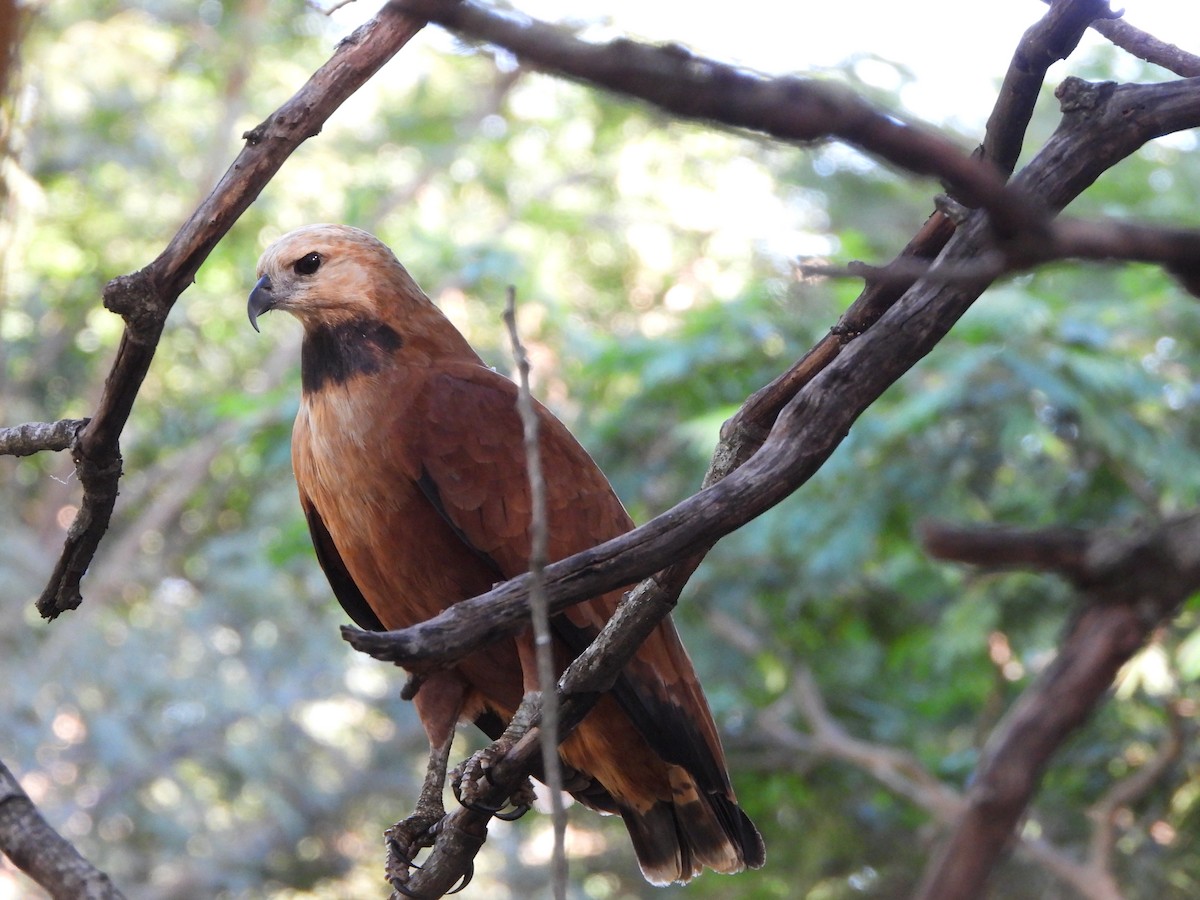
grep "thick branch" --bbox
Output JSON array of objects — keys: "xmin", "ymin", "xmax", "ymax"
[
  {"xmin": 916, "ymin": 514, "xmax": 1200, "ymax": 899},
  {"xmin": 0, "ymin": 759, "xmax": 125, "ymax": 900},
  {"xmin": 345, "ymin": 76, "xmax": 1200, "ymax": 672},
  {"xmin": 921, "ymin": 520, "xmax": 1091, "ymax": 577},
  {"xmin": 801, "ymin": 206, "xmax": 1200, "ymax": 295},
  {"xmin": 705, "ymin": 0, "xmax": 1120, "ymax": 482},
  {"xmin": 37, "ymin": 5, "xmax": 426, "ymax": 618},
  {"xmin": 395, "ymin": 0, "xmax": 1049, "ymax": 242}
]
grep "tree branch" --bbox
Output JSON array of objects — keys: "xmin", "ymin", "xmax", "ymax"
[
  {"xmin": 502, "ymin": 287, "xmax": 567, "ymax": 898},
  {"xmin": 36, "ymin": 3, "xmax": 426, "ymax": 618},
  {"xmin": 1090, "ymin": 13, "xmax": 1200, "ymax": 77},
  {"xmin": 800, "ymin": 206, "xmax": 1200, "ymax": 297},
  {"xmin": 1087, "ymin": 701, "xmax": 1185, "ymax": 872},
  {"xmin": 721, "ymin": 616, "xmax": 1124, "ymax": 900},
  {"xmin": 0, "ymin": 758, "xmax": 125, "ymax": 900},
  {"xmin": 393, "ymin": 0, "xmax": 1053, "ymax": 243},
  {"xmin": 983, "ymin": 0, "xmax": 1116, "ymax": 175},
  {"xmin": 345, "ymin": 74, "xmax": 1200, "ymax": 674},
  {"xmin": 915, "ymin": 514, "xmax": 1200, "ymax": 898},
  {"xmin": 0, "ymin": 418, "xmax": 87, "ymax": 458}
]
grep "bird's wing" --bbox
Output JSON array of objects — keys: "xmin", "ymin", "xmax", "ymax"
[
  {"xmin": 298, "ymin": 485, "xmax": 386, "ymax": 633},
  {"xmin": 412, "ymin": 362, "xmax": 736, "ymax": 797}
]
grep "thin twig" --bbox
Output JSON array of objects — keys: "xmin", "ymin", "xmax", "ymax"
[
  {"xmin": 502, "ymin": 286, "xmax": 566, "ymax": 898},
  {"xmin": 1090, "ymin": 13, "xmax": 1200, "ymax": 77},
  {"xmin": 1087, "ymin": 700, "xmax": 1185, "ymax": 869}
]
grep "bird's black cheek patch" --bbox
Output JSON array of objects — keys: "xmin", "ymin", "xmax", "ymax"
[{"xmin": 301, "ymin": 318, "xmax": 404, "ymax": 393}]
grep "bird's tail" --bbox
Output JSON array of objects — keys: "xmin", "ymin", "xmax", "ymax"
[{"xmin": 618, "ymin": 765, "xmax": 764, "ymax": 885}]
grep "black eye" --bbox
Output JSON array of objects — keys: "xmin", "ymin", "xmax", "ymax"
[{"xmin": 293, "ymin": 252, "xmax": 322, "ymax": 276}]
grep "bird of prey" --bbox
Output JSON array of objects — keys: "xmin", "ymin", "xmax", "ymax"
[{"xmin": 248, "ymin": 224, "xmax": 764, "ymax": 886}]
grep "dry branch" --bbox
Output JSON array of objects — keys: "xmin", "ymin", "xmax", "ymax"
[
  {"xmin": 343, "ymin": 12, "xmax": 1200, "ymax": 884},
  {"xmin": 0, "ymin": 759, "xmax": 125, "ymax": 900},
  {"xmin": 984, "ymin": 0, "xmax": 1115, "ymax": 174},
  {"xmin": 501, "ymin": 288, "xmax": 567, "ymax": 898},
  {"xmin": 0, "ymin": 418, "xmax": 87, "ymax": 457},
  {"xmin": 1091, "ymin": 13, "xmax": 1200, "ymax": 77},
  {"xmin": 346, "ymin": 72, "xmax": 1200, "ymax": 677},
  {"xmin": 34, "ymin": 4, "xmax": 426, "ymax": 618},
  {"xmin": 915, "ymin": 514, "xmax": 1200, "ymax": 898},
  {"xmin": 800, "ymin": 208, "xmax": 1200, "ymax": 294},
  {"xmin": 393, "ymin": 0, "xmax": 1050, "ymax": 243}
]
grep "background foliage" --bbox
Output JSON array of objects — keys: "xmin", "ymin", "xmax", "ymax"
[{"xmin": 2, "ymin": 2, "xmax": 1198, "ymax": 897}]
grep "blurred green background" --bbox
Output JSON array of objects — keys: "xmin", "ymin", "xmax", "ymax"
[{"xmin": 2, "ymin": 2, "xmax": 1199, "ymax": 897}]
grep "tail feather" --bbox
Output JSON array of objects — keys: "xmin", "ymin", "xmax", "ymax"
[{"xmin": 619, "ymin": 767, "xmax": 764, "ymax": 885}]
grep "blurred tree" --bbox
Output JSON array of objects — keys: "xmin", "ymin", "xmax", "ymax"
[{"xmin": 2, "ymin": 2, "xmax": 1199, "ymax": 899}]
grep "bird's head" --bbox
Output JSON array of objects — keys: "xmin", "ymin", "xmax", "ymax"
[{"xmin": 248, "ymin": 223, "xmax": 424, "ymax": 333}]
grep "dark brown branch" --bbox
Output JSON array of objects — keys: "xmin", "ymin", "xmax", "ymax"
[
  {"xmin": 713, "ymin": 0, "xmax": 1112, "ymax": 476},
  {"xmin": 916, "ymin": 514, "xmax": 1200, "ymax": 899},
  {"xmin": 801, "ymin": 205, "xmax": 1200, "ymax": 293},
  {"xmin": 982, "ymin": 0, "xmax": 1116, "ymax": 176},
  {"xmin": 394, "ymin": 0, "xmax": 1050, "ymax": 243},
  {"xmin": 920, "ymin": 520, "xmax": 1090, "ymax": 577},
  {"xmin": 0, "ymin": 758, "xmax": 126, "ymax": 899},
  {"xmin": 395, "ymin": 568, "xmax": 691, "ymax": 897},
  {"xmin": 37, "ymin": 5, "xmax": 426, "ymax": 618},
  {"xmin": 345, "ymin": 76, "xmax": 1200, "ymax": 673},
  {"xmin": 0, "ymin": 418, "xmax": 87, "ymax": 458}
]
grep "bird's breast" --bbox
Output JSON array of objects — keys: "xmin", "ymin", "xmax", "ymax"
[{"xmin": 293, "ymin": 385, "xmax": 501, "ymax": 628}]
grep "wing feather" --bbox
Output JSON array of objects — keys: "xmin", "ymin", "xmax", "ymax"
[
  {"xmin": 412, "ymin": 363, "xmax": 738, "ymax": 800},
  {"xmin": 299, "ymin": 490, "xmax": 385, "ymax": 632}
]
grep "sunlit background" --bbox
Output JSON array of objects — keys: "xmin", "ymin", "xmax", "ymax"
[{"xmin": 3, "ymin": 1, "xmax": 1200, "ymax": 897}]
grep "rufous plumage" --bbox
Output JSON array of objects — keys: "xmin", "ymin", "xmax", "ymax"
[{"xmin": 248, "ymin": 224, "xmax": 764, "ymax": 886}]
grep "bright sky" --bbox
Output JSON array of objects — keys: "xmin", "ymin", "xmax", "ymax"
[{"xmin": 347, "ymin": 0, "xmax": 1200, "ymax": 127}]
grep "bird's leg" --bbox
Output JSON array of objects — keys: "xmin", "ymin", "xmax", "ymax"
[
  {"xmin": 385, "ymin": 673, "xmax": 466, "ymax": 888},
  {"xmin": 452, "ymin": 691, "xmax": 541, "ymax": 820}
]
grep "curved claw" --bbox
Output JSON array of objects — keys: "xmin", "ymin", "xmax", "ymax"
[
  {"xmin": 390, "ymin": 876, "xmax": 431, "ymax": 900},
  {"xmin": 451, "ymin": 776, "xmax": 500, "ymax": 815},
  {"xmin": 492, "ymin": 803, "xmax": 530, "ymax": 822},
  {"xmin": 451, "ymin": 770, "xmax": 531, "ymax": 820},
  {"xmin": 387, "ymin": 842, "xmax": 425, "ymax": 871},
  {"xmin": 446, "ymin": 860, "xmax": 475, "ymax": 895},
  {"xmin": 452, "ymin": 765, "xmax": 535, "ymax": 821}
]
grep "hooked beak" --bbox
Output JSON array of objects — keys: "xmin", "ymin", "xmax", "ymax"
[{"xmin": 247, "ymin": 274, "xmax": 275, "ymax": 333}]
